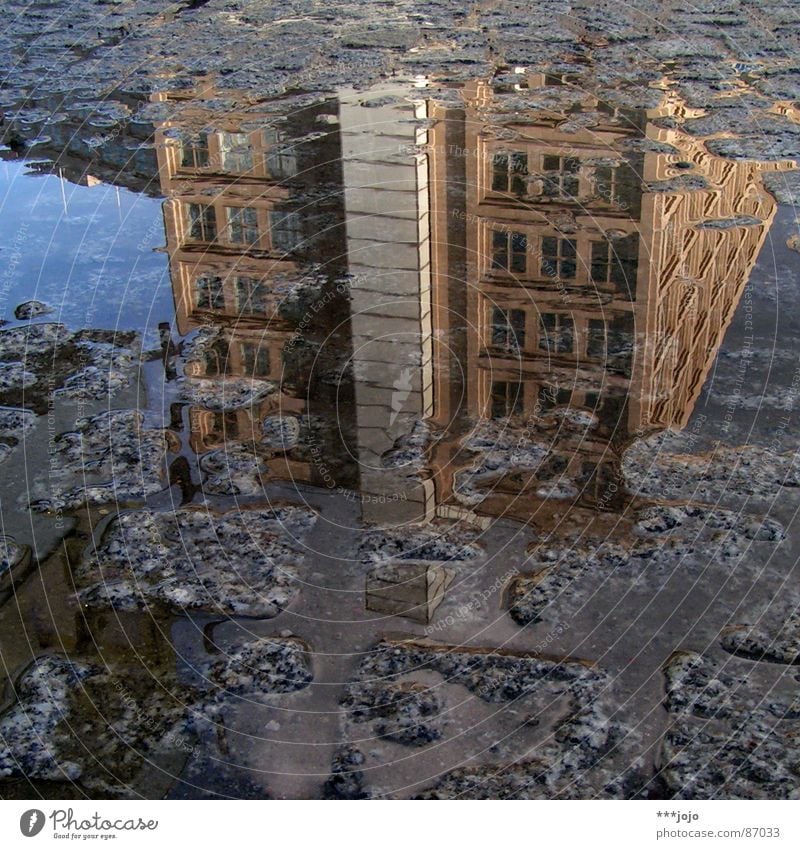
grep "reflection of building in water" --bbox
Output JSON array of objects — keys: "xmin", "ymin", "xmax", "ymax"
[
  {"xmin": 154, "ymin": 85, "xmax": 354, "ymax": 484},
  {"xmin": 338, "ymin": 87, "xmax": 438, "ymax": 522},
  {"xmin": 421, "ymin": 77, "xmax": 782, "ymax": 522},
  {"xmin": 153, "ymin": 75, "xmax": 785, "ymax": 525},
  {"xmin": 154, "ymin": 86, "xmax": 345, "ymax": 333}
]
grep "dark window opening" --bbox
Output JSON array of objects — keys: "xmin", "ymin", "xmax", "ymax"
[
  {"xmin": 180, "ymin": 132, "xmax": 210, "ymax": 169},
  {"xmin": 491, "ymin": 307, "xmax": 526, "ymax": 352},
  {"xmin": 538, "ymin": 384, "xmax": 572, "ymax": 412},
  {"xmin": 491, "ymin": 151, "xmax": 528, "ymax": 195},
  {"xmin": 541, "ymin": 155, "xmax": 580, "ymax": 199},
  {"xmin": 188, "ymin": 203, "xmax": 217, "ymax": 242},
  {"xmin": 196, "ymin": 275, "xmax": 224, "ymax": 310},
  {"xmin": 587, "ymin": 318, "xmax": 607, "ymax": 359},
  {"xmin": 590, "ymin": 234, "xmax": 639, "ymax": 296},
  {"xmin": 235, "ymin": 276, "xmax": 267, "ymax": 315},
  {"xmin": 240, "ymin": 342, "xmax": 270, "ymax": 378},
  {"xmin": 491, "ymin": 381, "xmax": 523, "ymax": 419},
  {"xmin": 539, "ymin": 313, "xmax": 575, "ymax": 354},
  {"xmin": 541, "ymin": 236, "xmax": 577, "ymax": 280},
  {"xmin": 226, "ymin": 206, "xmax": 259, "ymax": 245},
  {"xmin": 492, "ymin": 230, "xmax": 527, "ymax": 273}
]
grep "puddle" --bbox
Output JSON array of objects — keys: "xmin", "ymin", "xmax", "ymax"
[
  {"xmin": 0, "ymin": 160, "xmax": 172, "ymax": 339},
  {"xmin": 1, "ymin": 28, "xmax": 800, "ymax": 800}
]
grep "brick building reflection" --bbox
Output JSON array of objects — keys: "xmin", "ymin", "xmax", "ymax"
[
  {"xmin": 154, "ymin": 83, "xmax": 355, "ymax": 487},
  {"xmin": 154, "ymin": 75, "xmax": 786, "ymax": 526},
  {"xmin": 422, "ymin": 76, "xmax": 782, "ymax": 524}
]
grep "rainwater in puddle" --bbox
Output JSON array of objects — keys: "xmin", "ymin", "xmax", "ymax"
[{"xmin": 1, "ymin": 66, "xmax": 799, "ymax": 800}]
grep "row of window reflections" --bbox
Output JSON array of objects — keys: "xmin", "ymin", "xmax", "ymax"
[
  {"xmin": 178, "ymin": 137, "xmax": 630, "ymax": 203},
  {"xmin": 490, "ymin": 380, "xmax": 626, "ymax": 427},
  {"xmin": 491, "ymin": 231, "xmax": 639, "ymax": 294},
  {"xmin": 179, "ymin": 130, "xmax": 298, "ymax": 178},
  {"xmin": 196, "ymin": 275, "xmax": 271, "ymax": 315},
  {"xmin": 491, "ymin": 152, "xmax": 636, "ymax": 206},
  {"xmin": 490, "ymin": 307, "xmax": 634, "ymax": 360},
  {"xmin": 195, "ymin": 279, "xmax": 635, "ymax": 357},
  {"xmin": 191, "ymin": 338, "xmax": 271, "ymax": 377},
  {"xmin": 186, "ymin": 203, "xmax": 302, "ymax": 251}
]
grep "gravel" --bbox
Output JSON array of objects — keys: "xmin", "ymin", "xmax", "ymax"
[
  {"xmin": 28, "ymin": 410, "xmax": 171, "ymax": 513},
  {"xmin": 661, "ymin": 651, "xmax": 800, "ymax": 799},
  {"xmin": 722, "ymin": 610, "xmax": 800, "ymax": 665},
  {"xmin": 357, "ymin": 523, "xmax": 483, "ymax": 564},
  {"xmin": 0, "ymin": 636, "xmax": 313, "ymax": 792},
  {"xmin": 75, "ymin": 505, "xmax": 316, "ymax": 617}
]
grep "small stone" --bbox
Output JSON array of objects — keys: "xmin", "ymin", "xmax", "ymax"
[{"xmin": 14, "ymin": 301, "xmax": 53, "ymax": 320}]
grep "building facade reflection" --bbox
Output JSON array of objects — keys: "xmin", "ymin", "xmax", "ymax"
[
  {"xmin": 154, "ymin": 74, "xmax": 784, "ymax": 526},
  {"xmin": 421, "ymin": 75, "xmax": 781, "ymax": 525},
  {"xmin": 154, "ymin": 84, "xmax": 356, "ymax": 489}
]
